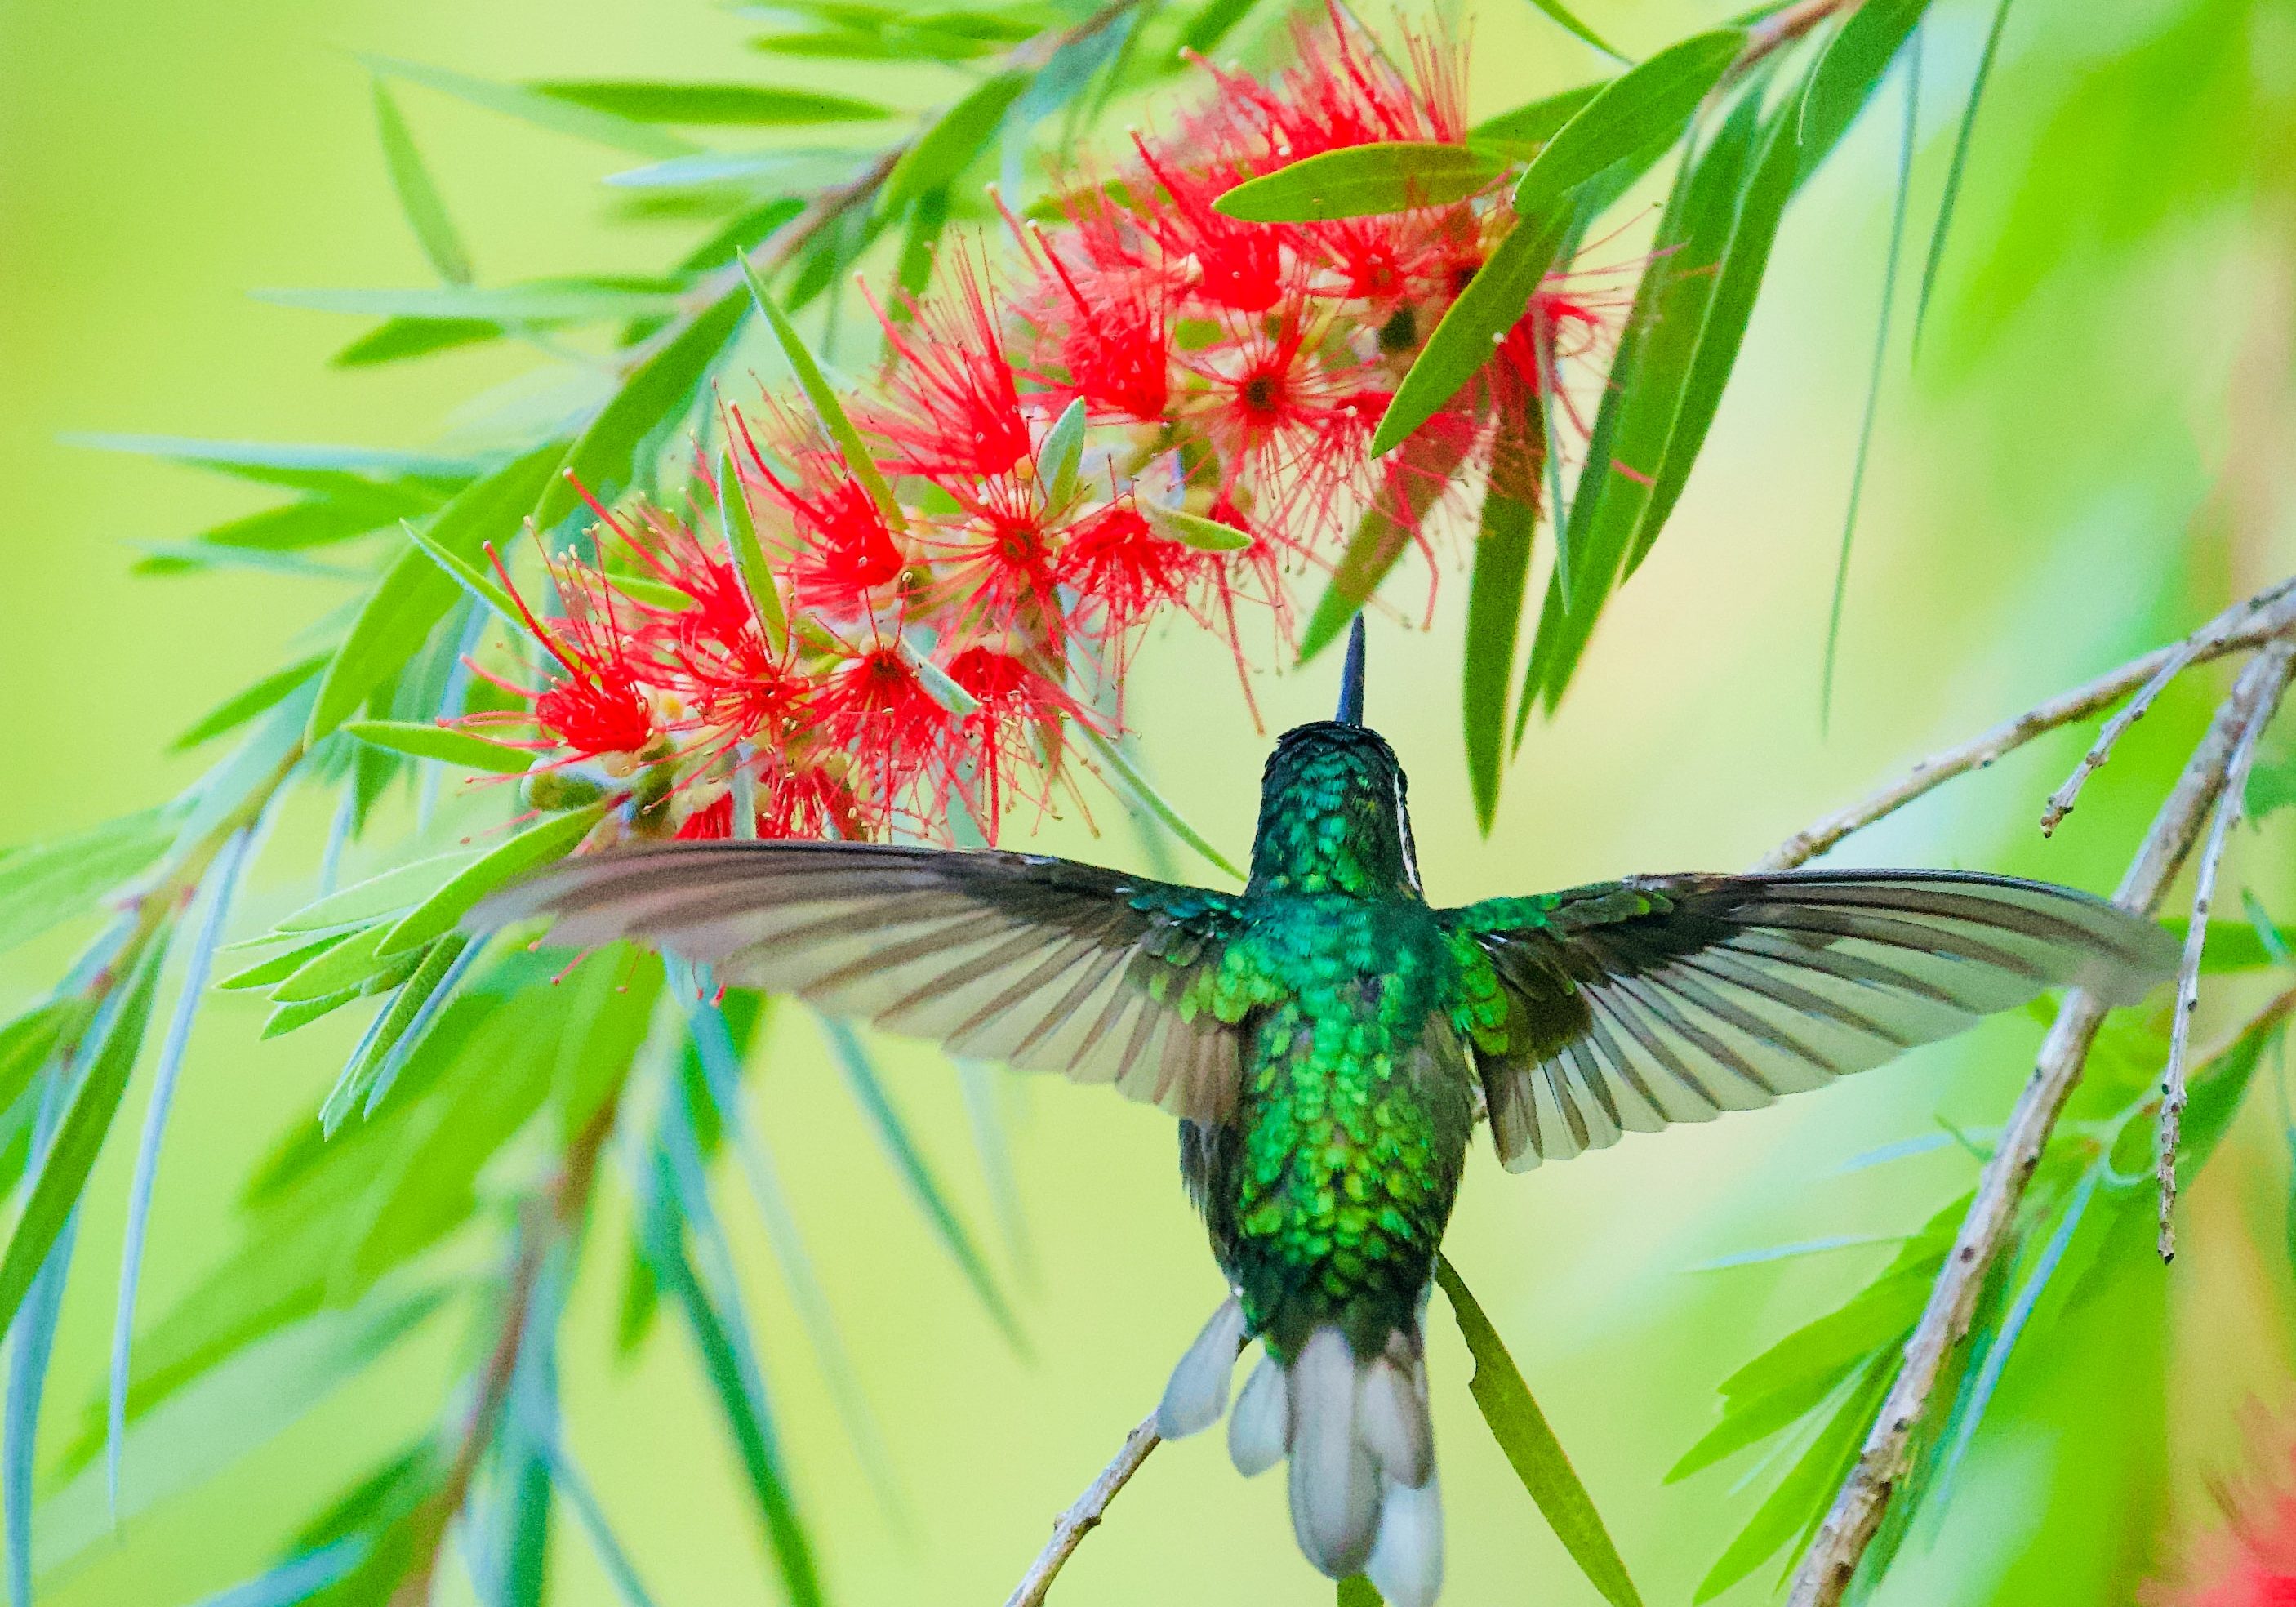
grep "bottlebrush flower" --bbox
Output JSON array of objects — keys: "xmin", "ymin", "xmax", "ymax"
[
  {"xmin": 944, "ymin": 645, "xmax": 1083, "ymax": 825},
  {"xmin": 2149, "ymin": 1418, "xmax": 2296, "ymax": 1607},
  {"xmin": 806, "ymin": 630, "xmax": 959, "ymax": 824},
  {"xmin": 481, "ymin": 546, "xmax": 656, "ymax": 768},
  {"xmin": 1055, "ymin": 501, "xmax": 1205, "ymax": 655},
  {"xmin": 868, "ymin": 265, "xmax": 1034, "ymax": 481},
  {"xmin": 732, "ymin": 412, "xmax": 909, "ymax": 612},
  {"xmin": 923, "ymin": 474, "xmax": 1067, "ymax": 652}
]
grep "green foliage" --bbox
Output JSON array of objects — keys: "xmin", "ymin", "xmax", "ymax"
[{"xmin": 0, "ymin": 810, "xmax": 179, "ymax": 956}]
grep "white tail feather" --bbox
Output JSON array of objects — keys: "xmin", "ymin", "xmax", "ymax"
[
  {"xmin": 1229, "ymin": 1354, "xmax": 1289, "ymax": 1476},
  {"xmin": 1366, "ymin": 1471, "xmax": 1444, "ymax": 1607},
  {"xmin": 1157, "ymin": 1297, "xmax": 1244, "ymax": 1439},
  {"xmin": 1287, "ymin": 1328, "xmax": 1380, "ymax": 1577}
]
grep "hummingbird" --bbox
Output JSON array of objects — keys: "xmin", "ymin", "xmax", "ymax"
[{"xmin": 472, "ymin": 617, "xmax": 2175, "ymax": 1607}]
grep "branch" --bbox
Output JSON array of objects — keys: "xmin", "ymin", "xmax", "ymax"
[
  {"xmin": 1005, "ymin": 1412, "xmax": 1162, "ymax": 1607},
  {"xmin": 1785, "ymin": 636, "xmax": 2296, "ymax": 1607},
  {"xmin": 2156, "ymin": 637, "xmax": 2293, "ymax": 1258},
  {"xmin": 1758, "ymin": 576, "xmax": 2296, "ymax": 872}
]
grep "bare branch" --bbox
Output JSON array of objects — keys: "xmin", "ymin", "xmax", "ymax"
[
  {"xmin": 1785, "ymin": 637, "xmax": 2296, "ymax": 1607},
  {"xmin": 1760, "ymin": 576, "xmax": 2296, "ymax": 872},
  {"xmin": 2039, "ymin": 634, "xmax": 2211, "ymax": 837},
  {"xmin": 1006, "ymin": 1413, "xmax": 1162, "ymax": 1607},
  {"xmin": 2156, "ymin": 637, "xmax": 2294, "ymax": 1258}
]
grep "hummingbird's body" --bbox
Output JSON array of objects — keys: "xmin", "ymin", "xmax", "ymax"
[{"xmin": 474, "ymin": 621, "xmax": 2178, "ymax": 1607}]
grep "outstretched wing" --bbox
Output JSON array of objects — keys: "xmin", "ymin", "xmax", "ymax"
[
  {"xmin": 1447, "ymin": 869, "xmax": 2178, "ymax": 1170},
  {"xmin": 470, "ymin": 840, "xmax": 1250, "ymax": 1124}
]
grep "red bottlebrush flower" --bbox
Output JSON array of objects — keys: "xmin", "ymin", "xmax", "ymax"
[
  {"xmin": 1193, "ymin": 8, "xmax": 1464, "ymax": 167},
  {"xmin": 2150, "ymin": 1419, "xmax": 2296, "ymax": 1607},
  {"xmin": 869, "ymin": 266, "xmax": 1034, "ymax": 480},
  {"xmin": 674, "ymin": 753, "xmax": 868, "ymax": 843},
  {"xmin": 1126, "ymin": 139, "xmax": 1293, "ymax": 316},
  {"xmin": 487, "ymin": 547, "xmax": 656, "ymax": 763},
  {"xmin": 806, "ymin": 632, "xmax": 955, "ymax": 821},
  {"xmin": 943, "ymin": 646, "xmax": 1083, "ymax": 828},
  {"xmin": 1055, "ymin": 501, "xmax": 1204, "ymax": 650},
  {"xmin": 925, "ymin": 474, "xmax": 1066, "ymax": 648},
  {"xmin": 1012, "ymin": 205, "xmax": 1172, "ymax": 424},
  {"xmin": 732, "ymin": 412, "xmax": 908, "ymax": 611},
  {"xmin": 1176, "ymin": 307, "xmax": 1379, "ymax": 528}
]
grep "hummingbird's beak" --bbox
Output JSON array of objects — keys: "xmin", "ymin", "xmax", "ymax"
[{"xmin": 1336, "ymin": 614, "xmax": 1365, "ymax": 725}]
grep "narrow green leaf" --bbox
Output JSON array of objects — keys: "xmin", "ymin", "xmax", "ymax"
[
  {"xmin": 1464, "ymin": 488, "xmax": 1536, "ymax": 833},
  {"xmin": 1296, "ymin": 434, "xmax": 1468, "ymax": 661},
  {"xmin": 1371, "ymin": 209, "xmax": 1567, "ymax": 456},
  {"xmin": 910, "ymin": 649, "xmax": 981, "ymax": 718},
  {"xmin": 1511, "ymin": 29, "xmax": 1743, "ymax": 224},
  {"xmin": 1038, "ymin": 396, "xmax": 1088, "ymax": 508},
  {"xmin": 1178, "ymin": 0, "xmax": 1261, "ymax": 54},
  {"xmin": 717, "ymin": 447, "xmax": 789, "ymax": 657},
  {"xmin": 0, "ymin": 1004, "xmax": 78, "ymax": 1115},
  {"xmin": 171, "ymin": 656, "xmax": 331, "ymax": 752},
  {"xmin": 1912, "ymin": 0, "xmax": 2013, "ymax": 351},
  {"xmin": 383, "ymin": 803, "xmax": 608, "ymax": 955},
  {"xmin": 345, "ymin": 721, "xmax": 534, "ymax": 773},
  {"xmin": 308, "ymin": 440, "xmax": 565, "ymax": 741},
  {"xmin": 334, "ymin": 317, "xmax": 501, "ymax": 367},
  {"xmin": 1068, "ymin": 721, "xmax": 1244, "ymax": 880},
  {"xmin": 318, "ymin": 934, "xmax": 474, "ymax": 1133},
  {"xmin": 1796, "ymin": 0, "xmax": 1930, "ymax": 180},
  {"xmin": 0, "ymin": 943, "xmax": 166, "ymax": 1345},
  {"xmin": 740, "ymin": 258, "xmax": 906, "ymax": 535},
  {"xmin": 882, "ymin": 71, "xmax": 1031, "ymax": 210},
  {"xmin": 1149, "ymin": 505, "xmax": 1256, "ymax": 552},
  {"xmin": 361, "ymin": 54, "xmax": 695, "ymax": 158},
  {"xmin": 602, "ymin": 572, "xmax": 695, "ymax": 611},
  {"xmin": 890, "ymin": 186, "xmax": 952, "ymax": 318},
  {"xmin": 1435, "ymin": 1258, "xmax": 1644, "ymax": 1607},
  {"xmin": 256, "ymin": 282, "xmax": 682, "ymax": 324},
  {"xmin": 1519, "ymin": 0, "xmax": 1631, "ymax": 64},
  {"xmin": 219, "ymin": 934, "xmax": 349, "ymax": 991},
  {"xmin": 1213, "ymin": 143, "xmax": 1510, "ymax": 222},
  {"xmin": 271, "ymin": 926, "xmax": 394, "ymax": 1005},
  {"xmin": 1337, "ymin": 1578, "xmax": 1383, "ymax": 1607},
  {"xmin": 370, "ymin": 79, "xmax": 471, "ymax": 284},
  {"xmin": 815, "ymin": 1013, "xmax": 1026, "ymax": 1351},
  {"xmin": 0, "ymin": 810, "xmax": 179, "ymax": 957},
  {"xmin": 269, "ymin": 854, "xmax": 467, "ymax": 937},
  {"xmin": 401, "ymin": 521, "xmax": 522, "ymax": 626},
  {"xmin": 65, "ymin": 433, "xmax": 488, "ymax": 487},
  {"xmin": 2247, "ymin": 755, "xmax": 2296, "ymax": 821},
  {"xmin": 536, "ymin": 284, "xmax": 753, "ymax": 531},
  {"xmin": 1470, "ymin": 81, "xmax": 1608, "ymax": 154},
  {"xmin": 530, "ymin": 81, "xmax": 890, "ymax": 125},
  {"xmin": 2244, "ymin": 891, "xmax": 2294, "ymax": 966}
]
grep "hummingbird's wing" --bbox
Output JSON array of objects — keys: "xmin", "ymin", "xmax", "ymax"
[
  {"xmin": 1443, "ymin": 869, "xmax": 2177, "ymax": 1170},
  {"xmin": 467, "ymin": 839, "xmax": 1250, "ymax": 1123}
]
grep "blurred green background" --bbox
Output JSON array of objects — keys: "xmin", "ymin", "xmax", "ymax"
[{"xmin": 3, "ymin": 0, "xmax": 2291, "ymax": 1602}]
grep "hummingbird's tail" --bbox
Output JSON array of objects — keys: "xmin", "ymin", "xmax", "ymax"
[{"xmin": 1157, "ymin": 1302, "xmax": 1443, "ymax": 1607}]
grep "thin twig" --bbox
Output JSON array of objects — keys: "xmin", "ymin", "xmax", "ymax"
[
  {"xmin": 1760, "ymin": 576, "xmax": 2296, "ymax": 871},
  {"xmin": 2156, "ymin": 637, "xmax": 2294, "ymax": 1258},
  {"xmin": 1785, "ymin": 639, "xmax": 2296, "ymax": 1607},
  {"xmin": 2037, "ymin": 637, "xmax": 2209, "ymax": 837},
  {"xmin": 1005, "ymin": 1412, "xmax": 1162, "ymax": 1607}
]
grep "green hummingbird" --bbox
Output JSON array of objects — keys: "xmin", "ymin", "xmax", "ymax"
[{"xmin": 473, "ymin": 617, "xmax": 2175, "ymax": 1607}]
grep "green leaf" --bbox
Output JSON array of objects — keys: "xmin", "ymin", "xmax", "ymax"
[
  {"xmin": 1796, "ymin": 0, "xmax": 1930, "ymax": 180},
  {"xmin": 1148, "ymin": 505, "xmax": 1256, "ymax": 552},
  {"xmin": 334, "ymin": 317, "xmax": 501, "ymax": 367},
  {"xmin": 1471, "ymin": 81, "xmax": 1608, "ymax": 155},
  {"xmin": 1213, "ymin": 143, "xmax": 1510, "ymax": 222},
  {"xmin": 220, "ymin": 933, "xmax": 350, "ymax": 991},
  {"xmin": 814, "ymin": 1013, "xmax": 1026, "ymax": 1351},
  {"xmin": 530, "ymin": 81, "xmax": 891, "ymax": 125},
  {"xmin": 717, "ymin": 448, "xmax": 789, "ymax": 657},
  {"xmin": 370, "ymin": 79, "xmax": 471, "ymax": 284},
  {"xmin": 1371, "ymin": 209, "xmax": 1568, "ymax": 456},
  {"xmin": 270, "ymin": 925, "xmax": 396, "ymax": 1005},
  {"xmin": 171, "ymin": 657, "xmax": 333, "ymax": 755},
  {"xmin": 401, "ymin": 520, "xmax": 523, "ymax": 627},
  {"xmin": 2247, "ymin": 754, "xmax": 2296, "ymax": 821},
  {"xmin": 1464, "ymin": 488, "xmax": 1536, "ymax": 833},
  {"xmin": 890, "ymin": 186, "xmax": 952, "ymax": 318},
  {"xmin": 1038, "ymin": 396, "xmax": 1088, "ymax": 507},
  {"xmin": 381, "ymin": 803, "xmax": 609, "ymax": 955},
  {"xmin": 1511, "ymin": 29, "xmax": 1743, "ymax": 225},
  {"xmin": 1519, "ymin": 0, "xmax": 1631, "ymax": 65},
  {"xmin": 259, "ymin": 281, "xmax": 683, "ymax": 324},
  {"xmin": 1435, "ymin": 1258, "xmax": 1644, "ymax": 1607},
  {"xmin": 602, "ymin": 571, "xmax": 694, "ymax": 611},
  {"xmin": 882, "ymin": 71, "xmax": 1032, "ymax": 211},
  {"xmin": 267, "ymin": 855, "xmax": 467, "ymax": 937},
  {"xmin": 319, "ymin": 934, "xmax": 475, "ymax": 1133},
  {"xmin": 361, "ymin": 54, "xmax": 695, "ymax": 158},
  {"xmin": 308, "ymin": 440, "xmax": 565, "ymax": 742},
  {"xmin": 1913, "ymin": 0, "xmax": 2013, "ymax": 350},
  {"xmin": 910, "ymin": 649, "xmax": 981, "ymax": 718},
  {"xmin": 0, "ymin": 1004, "xmax": 78, "ymax": 1116},
  {"xmin": 1296, "ymin": 433, "xmax": 1469, "ymax": 661},
  {"xmin": 0, "ymin": 809, "xmax": 178, "ymax": 957},
  {"xmin": 345, "ymin": 721, "xmax": 534, "ymax": 773},
  {"xmin": 0, "ymin": 942, "xmax": 165, "ymax": 1344},
  {"xmin": 1068, "ymin": 722, "xmax": 1243, "ymax": 881},
  {"xmin": 740, "ymin": 260, "xmax": 906, "ymax": 535},
  {"xmin": 1337, "ymin": 1578, "xmax": 1383, "ymax": 1607}
]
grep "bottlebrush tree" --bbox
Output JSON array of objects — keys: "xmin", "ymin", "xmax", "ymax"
[{"xmin": 7, "ymin": 0, "xmax": 2294, "ymax": 1605}]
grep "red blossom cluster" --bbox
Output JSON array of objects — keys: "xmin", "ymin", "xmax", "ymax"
[
  {"xmin": 468, "ymin": 8, "xmax": 1609, "ymax": 846},
  {"xmin": 2150, "ymin": 1422, "xmax": 2296, "ymax": 1607}
]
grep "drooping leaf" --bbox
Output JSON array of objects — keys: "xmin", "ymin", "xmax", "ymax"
[
  {"xmin": 716, "ymin": 447, "xmax": 789, "ymax": 657},
  {"xmin": 345, "ymin": 720, "xmax": 534, "ymax": 774},
  {"xmin": 1464, "ymin": 487, "xmax": 1537, "ymax": 833},
  {"xmin": 2246, "ymin": 754, "xmax": 2296, "ymax": 821},
  {"xmin": 1912, "ymin": 0, "xmax": 2015, "ymax": 349},
  {"xmin": 882, "ymin": 71, "xmax": 1033, "ymax": 210},
  {"xmin": 380, "ymin": 802, "xmax": 609, "ymax": 955},
  {"xmin": 65, "ymin": 433, "xmax": 489, "ymax": 492},
  {"xmin": 532, "ymin": 286, "xmax": 751, "ymax": 528},
  {"xmin": 1470, "ymin": 81, "xmax": 1608, "ymax": 155},
  {"xmin": 318, "ymin": 936, "xmax": 480, "ymax": 1133},
  {"xmin": 1435, "ymin": 1258, "xmax": 1644, "ymax": 1607},
  {"xmin": 171, "ymin": 655, "xmax": 332, "ymax": 752},
  {"xmin": 1067, "ymin": 721, "xmax": 1244, "ymax": 880},
  {"xmin": 1518, "ymin": 0, "xmax": 1629, "ymax": 61},
  {"xmin": 528, "ymin": 81, "xmax": 891, "ymax": 125},
  {"xmin": 1213, "ymin": 142, "xmax": 1511, "ymax": 222},
  {"xmin": 1510, "ymin": 29, "xmax": 1744, "ymax": 225},
  {"xmin": 0, "ymin": 941, "xmax": 166, "ymax": 1345},
  {"xmin": 1796, "ymin": 0, "xmax": 1930, "ymax": 180},
  {"xmin": 370, "ymin": 79, "xmax": 471, "ymax": 284},
  {"xmin": 0, "ymin": 809, "xmax": 179, "ymax": 957},
  {"xmin": 1370, "ymin": 210, "xmax": 1568, "ymax": 455},
  {"xmin": 308, "ymin": 441, "xmax": 565, "ymax": 742},
  {"xmin": 741, "ymin": 259, "xmax": 907, "ymax": 536},
  {"xmin": 361, "ymin": 54, "xmax": 695, "ymax": 158},
  {"xmin": 264, "ymin": 854, "xmax": 468, "ymax": 939}
]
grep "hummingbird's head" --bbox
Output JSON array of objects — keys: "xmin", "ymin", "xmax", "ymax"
[{"xmin": 1248, "ymin": 618, "xmax": 1423, "ymax": 897}]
